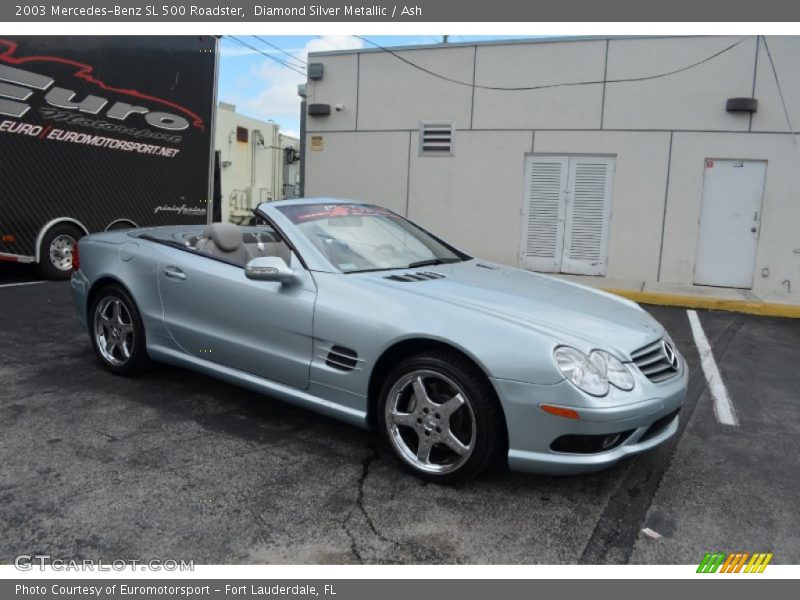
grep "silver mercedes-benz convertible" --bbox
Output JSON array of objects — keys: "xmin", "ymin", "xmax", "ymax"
[{"xmin": 70, "ymin": 198, "xmax": 687, "ymax": 482}]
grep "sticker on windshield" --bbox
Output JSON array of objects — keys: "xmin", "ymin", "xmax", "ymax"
[{"xmin": 279, "ymin": 203, "xmax": 394, "ymax": 223}]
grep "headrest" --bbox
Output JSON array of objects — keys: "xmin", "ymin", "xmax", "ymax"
[{"xmin": 202, "ymin": 222, "xmax": 242, "ymax": 252}]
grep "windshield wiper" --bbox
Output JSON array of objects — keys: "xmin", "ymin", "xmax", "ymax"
[{"xmin": 406, "ymin": 257, "xmax": 461, "ymax": 269}]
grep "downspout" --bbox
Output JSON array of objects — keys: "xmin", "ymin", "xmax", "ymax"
[{"xmin": 298, "ymin": 83, "xmax": 307, "ymax": 198}]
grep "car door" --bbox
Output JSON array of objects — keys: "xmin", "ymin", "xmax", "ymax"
[{"xmin": 156, "ymin": 245, "xmax": 316, "ymax": 390}]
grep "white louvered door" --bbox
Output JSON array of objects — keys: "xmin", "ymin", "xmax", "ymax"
[
  {"xmin": 522, "ymin": 155, "xmax": 614, "ymax": 276},
  {"xmin": 561, "ymin": 156, "xmax": 614, "ymax": 275},
  {"xmin": 521, "ymin": 156, "xmax": 568, "ymax": 272}
]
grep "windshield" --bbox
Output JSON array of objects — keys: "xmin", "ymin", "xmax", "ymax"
[{"xmin": 277, "ymin": 203, "xmax": 466, "ymax": 273}]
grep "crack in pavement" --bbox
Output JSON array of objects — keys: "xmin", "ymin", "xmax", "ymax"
[
  {"xmin": 341, "ymin": 514, "xmax": 364, "ymax": 564},
  {"xmin": 344, "ymin": 443, "xmax": 414, "ymax": 564}
]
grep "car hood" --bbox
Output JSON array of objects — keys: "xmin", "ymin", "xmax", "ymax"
[{"xmin": 361, "ymin": 260, "xmax": 663, "ymax": 359}]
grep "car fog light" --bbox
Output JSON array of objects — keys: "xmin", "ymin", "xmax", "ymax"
[{"xmin": 601, "ymin": 433, "xmax": 621, "ymax": 449}]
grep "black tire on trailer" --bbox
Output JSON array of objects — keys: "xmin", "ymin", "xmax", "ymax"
[{"xmin": 36, "ymin": 223, "xmax": 83, "ymax": 280}]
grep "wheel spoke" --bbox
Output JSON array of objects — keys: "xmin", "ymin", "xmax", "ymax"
[
  {"xmin": 416, "ymin": 435, "xmax": 434, "ymax": 463},
  {"xmin": 121, "ymin": 340, "xmax": 131, "ymax": 359},
  {"xmin": 443, "ymin": 430, "xmax": 470, "ymax": 456},
  {"xmin": 438, "ymin": 393, "xmax": 466, "ymax": 418},
  {"xmin": 390, "ymin": 410, "xmax": 417, "ymax": 428},
  {"xmin": 120, "ymin": 323, "xmax": 134, "ymax": 334},
  {"xmin": 112, "ymin": 301, "xmax": 122, "ymax": 324},
  {"xmin": 412, "ymin": 377, "xmax": 429, "ymax": 407}
]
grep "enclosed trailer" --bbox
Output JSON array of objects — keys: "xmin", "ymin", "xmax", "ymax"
[{"xmin": 0, "ymin": 35, "xmax": 217, "ymax": 278}]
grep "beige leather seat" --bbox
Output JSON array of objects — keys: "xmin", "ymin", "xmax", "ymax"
[{"xmin": 195, "ymin": 223, "xmax": 251, "ymax": 265}]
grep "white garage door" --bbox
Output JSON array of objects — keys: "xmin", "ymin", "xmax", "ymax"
[{"xmin": 521, "ymin": 155, "xmax": 615, "ymax": 276}]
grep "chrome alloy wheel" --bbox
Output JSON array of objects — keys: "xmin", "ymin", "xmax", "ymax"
[
  {"xmin": 49, "ymin": 234, "xmax": 76, "ymax": 271},
  {"xmin": 93, "ymin": 297, "xmax": 135, "ymax": 366},
  {"xmin": 384, "ymin": 369, "xmax": 477, "ymax": 474}
]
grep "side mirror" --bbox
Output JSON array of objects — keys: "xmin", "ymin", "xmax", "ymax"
[{"xmin": 245, "ymin": 256, "xmax": 296, "ymax": 283}]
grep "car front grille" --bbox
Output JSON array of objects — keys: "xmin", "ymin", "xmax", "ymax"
[{"xmin": 630, "ymin": 338, "xmax": 681, "ymax": 383}]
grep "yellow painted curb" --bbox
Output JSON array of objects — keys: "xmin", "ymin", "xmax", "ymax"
[{"xmin": 603, "ymin": 288, "xmax": 800, "ymax": 319}]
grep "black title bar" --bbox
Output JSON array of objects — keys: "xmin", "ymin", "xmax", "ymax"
[{"xmin": 4, "ymin": 0, "xmax": 800, "ymax": 22}]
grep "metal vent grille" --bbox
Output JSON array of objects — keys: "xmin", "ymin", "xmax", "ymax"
[
  {"xmin": 630, "ymin": 339, "xmax": 681, "ymax": 383},
  {"xmin": 325, "ymin": 345, "xmax": 359, "ymax": 372},
  {"xmin": 384, "ymin": 271, "xmax": 447, "ymax": 282},
  {"xmin": 419, "ymin": 121, "xmax": 455, "ymax": 156}
]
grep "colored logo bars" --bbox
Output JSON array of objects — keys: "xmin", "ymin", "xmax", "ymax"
[{"xmin": 697, "ymin": 552, "xmax": 773, "ymax": 573}]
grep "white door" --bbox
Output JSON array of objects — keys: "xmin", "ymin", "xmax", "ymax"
[
  {"xmin": 521, "ymin": 155, "xmax": 614, "ymax": 276},
  {"xmin": 694, "ymin": 159, "xmax": 765, "ymax": 289}
]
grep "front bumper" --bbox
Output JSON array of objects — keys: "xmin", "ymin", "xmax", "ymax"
[{"xmin": 492, "ymin": 358, "xmax": 688, "ymax": 475}]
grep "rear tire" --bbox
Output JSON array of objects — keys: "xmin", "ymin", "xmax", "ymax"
[
  {"xmin": 378, "ymin": 350, "xmax": 507, "ymax": 483},
  {"xmin": 89, "ymin": 285, "xmax": 150, "ymax": 375},
  {"xmin": 36, "ymin": 223, "xmax": 82, "ymax": 280}
]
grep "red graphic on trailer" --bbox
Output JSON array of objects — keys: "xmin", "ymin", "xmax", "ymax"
[{"xmin": 0, "ymin": 37, "xmax": 205, "ymax": 131}]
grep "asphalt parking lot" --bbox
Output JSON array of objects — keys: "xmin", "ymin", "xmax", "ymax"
[{"xmin": 1, "ymin": 267, "xmax": 798, "ymax": 564}]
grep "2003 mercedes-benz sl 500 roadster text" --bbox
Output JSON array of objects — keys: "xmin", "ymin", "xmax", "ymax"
[{"xmin": 71, "ymin": 198, "xmax": 688, "ymax": 482}]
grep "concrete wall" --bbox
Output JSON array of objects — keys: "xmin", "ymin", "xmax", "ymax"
[{"xmin": 304, "ymin": 36, "xmax": 800, "ymax": 304}]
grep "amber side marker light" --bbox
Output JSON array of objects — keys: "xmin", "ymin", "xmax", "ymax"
[
  {"xmin": 1, "ymin": 235, "xmax": 16, "ymax": 243},
  {"xmin": 541, "ymin": 405, "xmax": 581, "ymax": 420}
]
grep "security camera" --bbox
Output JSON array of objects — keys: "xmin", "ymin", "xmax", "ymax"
[{"xmin": 334, "ymin": 103, "xmax": 344, "ymax": 112}]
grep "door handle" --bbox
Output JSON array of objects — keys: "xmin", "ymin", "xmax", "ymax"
[{"xmin": 163, "ymin": 266, "xmax": 186, "ymax": 280}]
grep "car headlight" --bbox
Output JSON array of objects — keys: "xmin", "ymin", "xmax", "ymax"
[
  {"xmin": 553, "ymin": 346, "xmax": 635, "ymax": 396},
  {"xmin": 589, "ymin": 350, "xmax": 635, "ymax": 391},
  {"xmin": 554, "ymin": 346, "xmax": 609, "ymax": 396}
]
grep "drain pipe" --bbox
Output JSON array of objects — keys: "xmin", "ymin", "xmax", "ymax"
[{"xmin": 298, "ymin": 83, "xmax": 307, "ymax": 198}]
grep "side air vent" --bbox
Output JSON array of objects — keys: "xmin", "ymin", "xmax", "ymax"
[
  {"xmin": 384, "ymin": 271, "xmax": 447, "ymax": 282},
  {"xmin": 326, "ymin": 345, "xmax": 359, "ymax": 371}
]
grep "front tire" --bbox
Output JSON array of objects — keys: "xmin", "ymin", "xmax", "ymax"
[
  {"xmin": 378, "ymin": 351, "xmax": 507, "ymax": 483},
  {"xmin": 89, "ymin": 285, "xmax": 150, "ymax": 375},
  {"xmin": 37, "ymin": 223, "xmax": 82, "ymax": 280}
]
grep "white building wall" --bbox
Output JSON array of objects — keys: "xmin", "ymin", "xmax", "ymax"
[
  {"xmin": 472, "ymin": 40, "xmax": 606, "ymax": 130},
  {"xmin": 602, "ymin": 36, "xmax": 757, "ymax": 131},
  {"xmin": 532, "ymin": 130, "xmax": 673, "ymax": 283},
  {"xmin": 304, "ymin": 36, "xmax": 800, "ymax": 304},
  {"xmin": 661, "ymin": 132, "xmax": 800, "ymax": 297},
  {"xmin": 407, "ymin": 130, "xmax": 534, "ymax": 263},
  {"xmin": 215, "ymin": 104, "xmax": 296, "ymax": 224}
]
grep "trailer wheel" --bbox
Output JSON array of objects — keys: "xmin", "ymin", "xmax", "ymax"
[{"xmin": 37, "ymin": 223, "xmax": 83, "ymax": 280}]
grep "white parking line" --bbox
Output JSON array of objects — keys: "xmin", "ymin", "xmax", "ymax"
[
  {"xmin": 0, "ymin": 280, "xmax": 46, "ymax": 289},
  {"xmin": 687, "ymin": 309, "xmax": 739, "ymax": 427}
]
